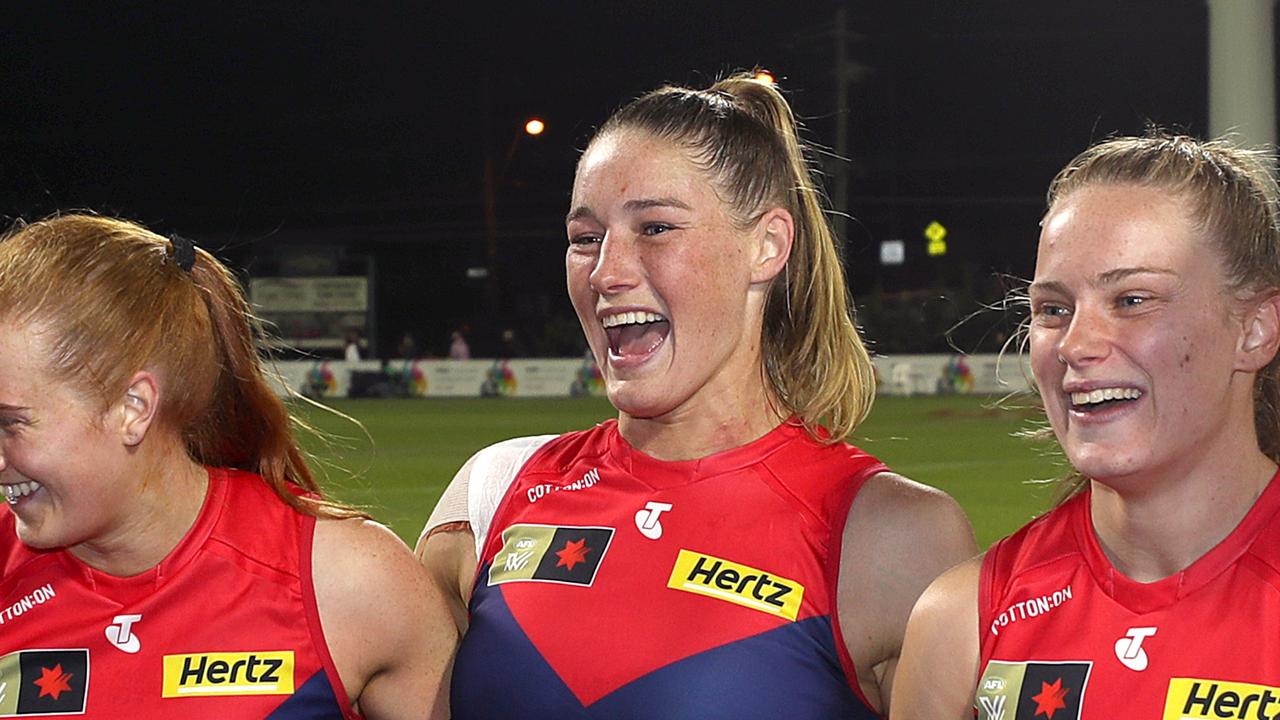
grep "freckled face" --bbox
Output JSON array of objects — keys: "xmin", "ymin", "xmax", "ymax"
[
  {"xmin": 565, "ymin": 131, "xmax": 764, "ymax": 421},
  {"xmin": 1029, "ymin": 184, "xmax": 1249, "ymax": 485},
  {"xmin": 0, "ymin": 322, "xmax": 135, "ymax": 551}
]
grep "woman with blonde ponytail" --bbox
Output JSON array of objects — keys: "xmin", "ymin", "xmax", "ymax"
[
  {"xmin": 894, "ymin": 133, "xmax": 1280, "ymax": 719},
  {"xmin": 0, "ymin": 215, "xmax": 454, "ymax": 719},
  {"xmin": 418, "ymin": 74, "xmax": 974, "ymax": 718}
]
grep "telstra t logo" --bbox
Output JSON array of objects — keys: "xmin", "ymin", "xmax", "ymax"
[
  {"xmin": 1114, "ymin": 626, "xmax": 1157, "ymax": 671},
  {"xmin": 106, "ymin": 614, "xmax": 144, "ymax": 654},
  {"xmin": 634, "ymin": 502, "xmax": 673, "ymax": 540}
]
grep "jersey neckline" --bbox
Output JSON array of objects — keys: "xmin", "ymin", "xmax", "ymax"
[
  {"xmin": 70, "ymin": 467, "xmax": 226, "ymax": 605},
  {"xmin": 1072, "ymin": 468, "xmax": 1280, "ymax": 614},
  {"xmin": 604, "ymin": 418, "xmax": 809, "ymax": 489}
]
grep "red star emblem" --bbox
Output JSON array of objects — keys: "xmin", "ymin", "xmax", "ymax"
[
  {"xmin": 1032, "ymin": 677, "xmax": 1069, "ymax": 718},
  {"xmin": 34, "ymin": 663, "xmax": 74, "ymax": 700},
  {"xmin": 555, "ymin": 538, "xmax": 591, "ymax": 571}
]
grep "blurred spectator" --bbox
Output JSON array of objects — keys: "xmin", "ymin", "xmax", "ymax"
[
  {"xmin": 449, "ymin": 330, "xmax": 471, "ymax": 360},
  {"xmin": 343, "ymin": 330, "xmax": 363, "ymax": 362},
  {"xmin": 498, "ymin": 328, "xmax": 527, "ymax": 358},
  {"xmin": 397, "ymin": 332, "xmax": 419, "ymax": 360}
]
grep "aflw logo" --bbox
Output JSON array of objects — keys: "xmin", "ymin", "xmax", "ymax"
[
  {"xmin": 504, "ymin": 537, "xmax": 539, "ymax": 572},
  {"xmin": 162, "ymin": 652, "xmax": 294, "ymax": 697},
  {"xmin": 978, "ymin": 694, "xmax": 1006, "ymax": 720}
]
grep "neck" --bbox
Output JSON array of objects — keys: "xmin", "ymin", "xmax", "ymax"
[
  {"xmin": 69, "ymin": 440, "xmax": 210, "ymax": 577},
  {"xmin": 1089, "ymin": 448, "xmax": 1276, "ymax": 583},
  {"xmin": 618, "ymin": 375, "xmax": 786, "ymax": 462}
]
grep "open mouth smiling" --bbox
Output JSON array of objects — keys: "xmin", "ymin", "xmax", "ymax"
[
  {"xmin": 602, "ymin": 311, "xmax": 670, "ymax": 360},
  {"xmin": 2, "ymin": 480, "xmax": 41, "ymax": 505},
  {"xmin": 1069, "ymin": 387, "xmax": 1143, "ymax": 413}
]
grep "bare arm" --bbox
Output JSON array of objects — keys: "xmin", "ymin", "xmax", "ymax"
[
  {"xmin": 412, "ymin": 436, "xmax": 553, "ymax": 634},
  {"xmin": 890, "ymin": 556, "xmax": 983, "ymax": 720},
  {"xmin": 414, "ymin": 452, "xmax": 484, "ymax": 635},
  {"xmin": 838, "ymin": 472, "xmax": 978, "ymax": 714},
  {"xmin": 415, "ymin": 525, "xmax": 477, "ymax": 636},
  {"xmin": 314, "ymin": 518, "xmax": 457, "ymax": 720}
]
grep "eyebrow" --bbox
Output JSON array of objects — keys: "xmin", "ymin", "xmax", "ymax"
[
  {"xmin": 1029, "ymin": 266, "xmax": 1178, "ymax": 295},
  {"xmin": 623, "ymin": 197, "xmax": 692, "ymax": 212},
  {"xmin": 565, "ymin": 196, "xmax": 693, "ymax": 225},
  {"xmin": 1095, "ymin": 266, "xmax": 1177, "ymax": 284}
]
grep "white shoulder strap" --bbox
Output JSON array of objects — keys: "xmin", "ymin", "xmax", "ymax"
[{"xmin": 418, "ymin": 435, "xmax": 558, "ymax": 558}]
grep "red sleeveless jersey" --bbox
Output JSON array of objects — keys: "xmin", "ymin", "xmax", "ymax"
[
  {"xmin": 0, "ymin": 468, "xmax": 356, "ymax": 719},
  {"xmin": 451, "ymin": 420, "xmax": 889, "ymax": 719},
  {"xmin": 976, "ymin": 472, "xmax": 1280, "ymax": 720}
]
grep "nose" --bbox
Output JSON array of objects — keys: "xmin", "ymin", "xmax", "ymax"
[
  {"xmin": 588, "ymin": 233, "xmax": 641, "ymax": 296},
  {"xmin": 1056, "ymin": 304, "xmax": 1112, "ymax": 367}
]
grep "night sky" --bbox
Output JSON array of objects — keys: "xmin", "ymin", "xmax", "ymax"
[{"xmin": 1, "ymin": 2, "xmax": 1242, "ymax": 355}]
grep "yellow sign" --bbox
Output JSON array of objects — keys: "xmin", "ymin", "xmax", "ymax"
[
  {"xmin": 667, "ymin": 549, "xmax": 804, "ymax": 621},
  {"xmin": 162, "ymin": 652, "xmax": 295, "ymax": 697},
  {"xmin": 925, "ymin": 221, "xmax": 948, "ymax": 256}
]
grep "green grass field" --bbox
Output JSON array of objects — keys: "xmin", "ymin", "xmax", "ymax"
[{"xmin": 295, "ymin": 395, "xmax": 1066, "ymax": 549}]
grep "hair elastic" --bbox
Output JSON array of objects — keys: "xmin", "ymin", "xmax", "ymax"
[{"xmin": 169, "ymin": 234, "xmax": 197, "ymax": 272}]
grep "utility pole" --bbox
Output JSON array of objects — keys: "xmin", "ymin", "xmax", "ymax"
[
  {"xmin": 833, "ymin": 6, "xmax": 850, "ymax": 244},
  {"xmin": 1206, "ymin": 0, "xmax": 1276, "ymax": 149},
  {"xmin": 829, "ymin": 8, "xmax": 868, "ymax": 245}
]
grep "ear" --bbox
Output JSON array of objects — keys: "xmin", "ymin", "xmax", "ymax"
[
  {"xmin": 749, "ymin": 207, "xmax": 795, "ymax": 284},
  {"xmin": 118, "ymin": 371, "xmax": 161, "ymax": 447},
  {"xmin": 1237, "ymin": 293, "xmax": 1280, "ymax": 372}
]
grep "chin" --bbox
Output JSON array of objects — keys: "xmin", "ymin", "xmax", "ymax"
[
  {"xmin": 1064, "ymin": 447, "xmax": 1144, "ymax": 485},
  {"xmin": 605, "ymin": 382, "xmax": 679, "ymax": 421},
  {"xmin": 13, "ymin": 523, "xmax": 62, "ymax": 551}
]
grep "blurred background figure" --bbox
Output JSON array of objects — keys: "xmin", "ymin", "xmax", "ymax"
[
  {"xmin": 398, "ymin": 331, "xmax": 420, "ymax": 360},
  {"xmin": 448, "ymin": 330, "xmax": 471, "ymax": 360},
  {"xmin": 496, "ymin": 328, "xmax": 525, "ymax": 359},
  {"xmin": 344, "ymin": 329, "xmax": 364, "ymax": 362}
]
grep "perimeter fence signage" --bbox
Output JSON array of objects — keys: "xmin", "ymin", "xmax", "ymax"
[{"xmin": 269, "ymin": 354, "xmax": 1030, "ymax": 399}]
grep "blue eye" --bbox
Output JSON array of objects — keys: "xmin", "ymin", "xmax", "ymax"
[
  {"xmin": 569, "ymin": 234, "xmax": 602, "ymax": 246},
  {"xmin": 642, "ymin": 223, "xmax": 674, "ymax": 236}
]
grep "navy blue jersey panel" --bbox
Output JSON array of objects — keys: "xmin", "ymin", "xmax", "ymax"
[
  {"xmin": 590, "ymin": 616, "xmax": 878, "ymax": 720},
  {"xmin": 266, "ymin": 669, "xmax": 344, "ymax": 719},
  {"xmin": 452, "ymin": 574, "xmax": 591, "ymax": 720},
  {"xmin": 453, "ymin": 569, "xmax": 879, "ymax": 719}
]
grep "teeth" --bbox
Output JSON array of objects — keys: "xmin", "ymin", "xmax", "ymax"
[
  {"xmin": 601, "ymin": 311, "xmax": 666, "ymax": 328},
  {"xmin": 2, "ymin": 480, "xmax": 41, "ymax": 504},
  {"xmin": 1070, "ymin": 387, "xmax": 1142, "ymax": 406}
]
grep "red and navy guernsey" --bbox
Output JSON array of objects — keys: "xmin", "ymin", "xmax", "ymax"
[
  {"xmin": 0, "ymin": 469, "xmax": 356, "ymax": 719},
  {"xmin": 976, "ymin": 471, "xmax": 1280, "ymax": 719},
  {"xmin": 452, "ymin": 419, "xmax": 888, "ymax": 719}
]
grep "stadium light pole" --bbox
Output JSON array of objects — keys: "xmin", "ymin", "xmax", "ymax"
[{"xmin": 481, "ymin": 117, "xmax": 547, "ymax": 315}]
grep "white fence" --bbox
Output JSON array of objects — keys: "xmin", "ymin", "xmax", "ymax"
[{"xmin": 269, "ymin": 354, "xmax": 1032, "ymax": 399}]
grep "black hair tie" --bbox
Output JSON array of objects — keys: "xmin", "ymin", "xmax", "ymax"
[{"xmin": 169, "ymin": 234, "xmax": 197, "ymax": 272}]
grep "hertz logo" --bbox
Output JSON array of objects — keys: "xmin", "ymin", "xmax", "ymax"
[
  {"xmin": 1165, "ymin": 679, "xmax": 1280, "ymax": 719},
  {"xmin": 162, "ymin": 652, "xmax": 294, "ymax": 697},
  {"xmin": 666, "ymin": 549, "xmax": 804, "ymax": 621}
]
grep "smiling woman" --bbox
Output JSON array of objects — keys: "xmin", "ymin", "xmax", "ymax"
[
  {"xmin": 0, "ymin": 215, "xmax": 454, "ymax": 719},
  {"xmin": 417, "ymin": 74, "xmax": 975, "ymax": 719},
  {"xmin": 892, "ymin": 134, "xmax": 1280, "ymax": 719}
]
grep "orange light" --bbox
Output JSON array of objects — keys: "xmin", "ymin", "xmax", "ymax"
[
  {"xmin": 754, "ymin": 70, "xmax": 776, "ymax": 85},
  {"xmin": 524, "ymin": 118, "xmax": 546, "ymax": 136}
]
